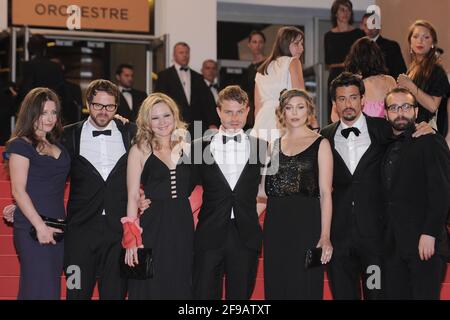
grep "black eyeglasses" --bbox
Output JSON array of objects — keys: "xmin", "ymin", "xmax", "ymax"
[
  {"xmin": 386, "ymin": 103, "xmax": 415, "ymax": 113},
  {"xmin": 90, "ymin": 103, "xmax": 117, "ymax": 112}
]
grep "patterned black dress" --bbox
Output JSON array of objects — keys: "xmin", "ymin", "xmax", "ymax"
[{"xmin": 264, "ymin": 137, "xmax": 324, "ymax": 300}]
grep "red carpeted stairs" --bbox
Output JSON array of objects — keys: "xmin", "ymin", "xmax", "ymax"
[{"xmin": 0, "ymin": 146, "xmax": 449, "ymax": 300}]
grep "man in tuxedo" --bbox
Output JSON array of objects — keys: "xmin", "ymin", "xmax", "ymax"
[
  {"xmin": 154, "ymin": 42, "xmax": 217, "ymax": 139},
  {"xmin": 115, "ymin": 64, "xmax": 147, "ymax": 122},
  {"xmin": 321, "ymin": 72, "xmax": 390, "ymax": 300},
  {"xmin": 3, "ymin": 80, "xmax": 135, "ymax": 299},
  {"xmin": 382, "ymin": 87, "xmax": 450, "ymax": 299},
  {"xmin": 192, "ymin": 85, "xmax": 267, "ymax": 300},
  {"xmin": 361, "ymin": 13, "xmax": 407, "ymax": 79},
  {"xmin": 321, "ymin": 72, "xmax": 433, "ymax": 300},
  {"xmin": 201, "ymin": 59, "xmax": 220, "ymax": 128},
  {"xmin": 62, "ymin": 79, "xmax": 136, "ymax": 299}
]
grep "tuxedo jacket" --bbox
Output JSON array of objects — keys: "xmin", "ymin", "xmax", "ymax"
[
  {"xmin": 61, "ymin": 119, "xmax": 137, "ymax": 237},
  {"xmin": 376, "ymin": 36, "xmax": 407, "ymax": 79},
  {"xmin": 192, "ymin": 134, "xmax": 267, "ymax": 252},
  {"xmin": 116, "ymin": 88, "xmax": 147, "ymax": 122},
  {"xmin": 154, "ymin": 66, "xmax": 217, "ymax": 134},
  {"xmin": 321, "ymin": 116, "xmax": 392, "ymax": 253},
  {"xmin": 382, "ymin": 134, "xmax": 450, "ymax": 257}
]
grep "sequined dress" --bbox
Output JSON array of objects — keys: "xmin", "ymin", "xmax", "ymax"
[{"xmin": 263, "ymin": 136, "xmax": 324, "ymax": 299}]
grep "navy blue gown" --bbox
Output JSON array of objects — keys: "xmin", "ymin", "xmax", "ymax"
[{"xmin": 6, "ymin": 138, "xmax": 70, "ymax": 300}]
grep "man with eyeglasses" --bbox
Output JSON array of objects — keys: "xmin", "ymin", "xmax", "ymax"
[
  {"xmin": 382, "ymin": 87, "xmax": 450, "ymax": 299},
  {"xmin": 321, "ymin": 72, "xmax": 434, "ymax": 300},
  {"xmin": 3, "ymin": 79, "xmax": 136, "ymax": 299},
  {"xmin": 60, "ymin": 79, "xmax": 137, "ymax": 299}
]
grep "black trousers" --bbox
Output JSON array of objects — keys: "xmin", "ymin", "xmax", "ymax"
[
  {"xmin": 193, "ymin": 221, "xmax": 259, "ymax": 300},
  {"xmin": 384, "ymin": 251, "xmax": 445, "ymax": 300},
  {"xmin": 328, "ymin": 218, "xmax": 384, "ymax": 300},
  {"xmin": 64, "ymin": 218, "xmax": 127, "ymax": 300}
]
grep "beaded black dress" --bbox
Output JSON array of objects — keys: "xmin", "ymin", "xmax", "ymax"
[{"xmin": 264, "ymin": 137, "xmax": 324, "ymax": 300}]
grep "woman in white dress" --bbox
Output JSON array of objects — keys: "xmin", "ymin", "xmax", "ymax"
[{"xmin": 251, "ymin": 26, "xmax": 306, "ymax": 142}]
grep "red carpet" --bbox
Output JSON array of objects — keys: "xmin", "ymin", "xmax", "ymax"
[{"xmin": 0, "ymin": 146, "xmax": 449, "ymax": 299}]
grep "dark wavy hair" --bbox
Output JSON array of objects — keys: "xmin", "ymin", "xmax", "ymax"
[
  {"xmin": 344, "ymin": 37, "xmax": 388, "ymax": 78},
  {"xmin": 407, "ymin": 20, "xmax": 440, "ymax": 89},
  {"xmin": 331, "ymin": 0, "xmax": 354, "ymax": 28},
  {"xmin": 257, "ymin": 26, "xmax": 304, "ymax": 75},
  {"xmin": 329, "ymin": 72, "xmax": 365, "ymax": 101},
  {"xmin": 6, "ymin": 87, "xmax": 62, "ymax": 156}
]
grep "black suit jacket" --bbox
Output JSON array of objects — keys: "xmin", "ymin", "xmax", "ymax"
[
  {"xmin": 382, "ymin": 134, "xmax": 450, "ymax": 257},
  {"xmin": 116, "ymin": 88, "xmax": 147, "ymax": 122},
  {"xmin": 192, "ymin": 134, "xmax": 267, "ymax": 252},
  {"xmin": 376, "ymin": 36, "xmax": 407, "ymax": 79},
  {"xmin": 321, "ymin": 116, "xmax": 392, "ymax": 253},
  {"xmin": 61, "ymin": 119, "xmax": 137, "ymax": 237},
  {"xmin": 154, "ymin": 66, "xmax": 217, "ymax": 135}
]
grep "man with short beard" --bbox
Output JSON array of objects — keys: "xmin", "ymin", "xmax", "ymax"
[
  {"xmin": 382, "ymin": 87, "xmax": 450, "ymax": 299},
  {"xmin": 321, "ymin": 72, "xmax": 433, "ymax": 300},
  {"xmin": 62, "ymin": 79, "xmax": 136, "ymax": 299}
]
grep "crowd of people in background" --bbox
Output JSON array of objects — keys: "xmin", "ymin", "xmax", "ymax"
[{"xmin": 1, "ymin": 0, "xmax": 449, "ymax": 301}]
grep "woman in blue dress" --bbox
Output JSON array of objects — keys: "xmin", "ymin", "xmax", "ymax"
[{"xmin": 5, "ymin": 87, "xmax": 70, "ymax": 299}]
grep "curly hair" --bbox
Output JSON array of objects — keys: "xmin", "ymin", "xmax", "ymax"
[
  {"xmin": 134, "ymin": 93, "xmax": 187, "ymax": 152},
  {"xmin": 276, "ymin": 89, "xmax": 316, "ymax": 129},
  {"xmin": 344, "ymin": 37, "xmax": 388, "ymax": 78}
]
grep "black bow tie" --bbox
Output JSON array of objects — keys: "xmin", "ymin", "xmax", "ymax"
[
  {"xmin": 209, "ymin": 83, "xmax": 219, "ymax": 90},
  {"xmin": 122, "ymin": 88, "xmax": 132, "ymax": 93},
  {"xmin": 180, "ymin": 66, "xmax": 189, "ymax": 72},
  {"xmin": 92, "ymin": 130, "xmax": 112, "ymax": 137},
  {"xmin": 222, "ymin": 134, "xmax": 242, "ymax": 144},
  {"xmin": 341, "ymin": 127, "xmax": 361, "ymax": 139}
]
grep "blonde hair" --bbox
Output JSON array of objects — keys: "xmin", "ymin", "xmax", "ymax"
[
  {"xmin": 276, "ymin": 89, "xmax": 316, "ymax": 129},
  {"xmin": 134, "ymin": 93, "xmax": 187, "ymax": 152}
]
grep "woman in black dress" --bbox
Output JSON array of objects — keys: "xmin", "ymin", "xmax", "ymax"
[
  {"xmin": 263, "ymin": 89, "xmax": 333, "ymax": 300},
  {"xmin": 397, "ymin": 20, "xmax": 450, "ymax": 127},
  {"xmin": 4, "ymin": 88, "xmax": 70, "ymax": 299},
  {"xmin": 324, "ymin": 0, "xmax": 364, "ymax": 121},
  {"xmin": 123, "ymin": 93, "xmax": 194, "ymax": 299}
]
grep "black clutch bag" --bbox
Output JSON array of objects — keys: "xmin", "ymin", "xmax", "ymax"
[
  {"xmin": 29, "ymin": 215, "xmax": 66, "ymax": 242},
  {"xmin": 119, "ymin": 248, "xmax": 154, "ymax": 280},
  {"xmin": 304, "ymin": 247, "xmax": 324, "ymax": 269}
]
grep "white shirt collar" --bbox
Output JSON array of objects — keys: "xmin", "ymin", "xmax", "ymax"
[
  {"xmin": 174, "ymin": 62, "xmax": 190, "ymax": 72},
  {"xmin": 118, "ymin": 85, "xmax": 131, "ymax": 93},
  {"xmin": 340, "ymin": 113, "xmax": 367, "ymax": 132},
  {"xmin": 370, "ymin": 34, "xmax": 380, "ymax": 42},
  {"xmin": 84, "ymin": 117, "xmax": 117, "ymax": 133},
  {"xmin": 204, "ymin": 79, "xmax": 218, "ymax": 87}
]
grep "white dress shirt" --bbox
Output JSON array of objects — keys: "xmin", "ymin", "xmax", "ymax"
[
  {"xmin": 80, "ymin": 118, "xmax": 126, "ymax": 214},
  {"xmin": 210, "ymin": 128, "xmax": 250, "ymax": 219},
  {"xmin": 204, "ymin": 79, "xmax": 219, "ymax": 103},
  {"xmin": 174, "ymin": 62, "xmax": 191, "ymax": 105},
  {"xmin": 334, "ymin": 114, "xmax": 371, "ymax": 175},
  {"xmin": 119, "ymin": 85, "xmax": 133, "ymax": 110}
]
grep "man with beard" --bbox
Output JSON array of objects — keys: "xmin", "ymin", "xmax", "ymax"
[
  {"xmin": 382, "ymin": 87, "xmax": 450, "ymax": 299},
  {"xmin": 321, "ymin": 72, "xmax": 433, "ymax": 299},
  {"xmin": 61, "ymin": 79, "xmax": 137, "ymax": 299},
  {"xmin": 3, "ymin": 80, "xmax": 136, "ymax": 299}
]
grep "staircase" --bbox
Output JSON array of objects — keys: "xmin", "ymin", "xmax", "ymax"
[{"xmin": 0, "ymin": 146, "xmax": 448, "ymax": 299}]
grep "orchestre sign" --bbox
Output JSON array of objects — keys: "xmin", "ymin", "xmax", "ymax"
[{"xmin": 11, "ymin": 0, "xmax": 150, "ymax": 33}]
